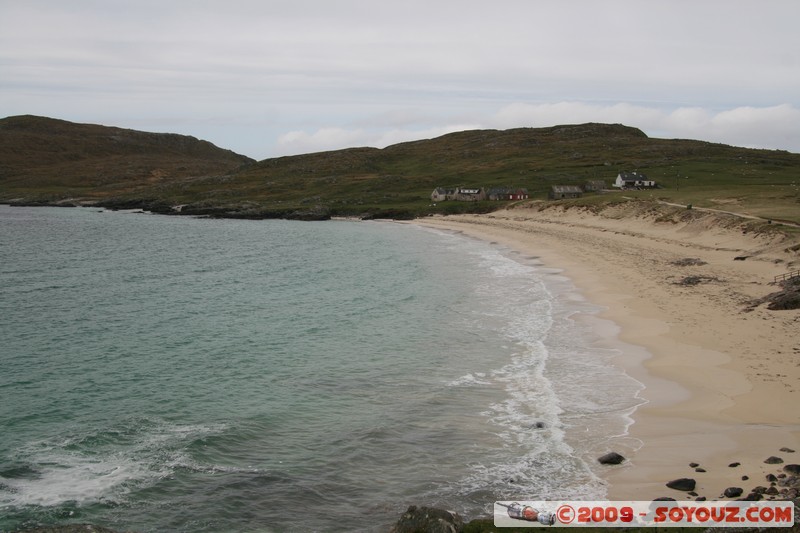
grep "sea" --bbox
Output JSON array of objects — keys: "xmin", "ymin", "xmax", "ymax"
[{"xmin": 0, "ymin": 205, "xmax": 645, "ymax": 532}]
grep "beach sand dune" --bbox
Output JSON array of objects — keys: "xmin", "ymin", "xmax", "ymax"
[{"xmin": 414, "ymin": 201, "xmax": 800, "ymax": 500}]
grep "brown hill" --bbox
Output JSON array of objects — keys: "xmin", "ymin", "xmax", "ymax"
[{"xmin": 0, "ymin": 115, "xmax": 253, "ymax": 206}]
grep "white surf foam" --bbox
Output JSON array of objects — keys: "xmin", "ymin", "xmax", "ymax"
[
  {"xmin": 0, "ymin": 419, "xmax": 227, "ymax": 509},
  {"xmin": 0, "ymin": 453, "xmax": 146, "ymax": 507},
  {"xmin": 446, "ymin": 373, "xmax": 492, "ymax": 387}
]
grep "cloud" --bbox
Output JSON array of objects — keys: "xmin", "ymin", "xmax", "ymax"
[
  {"xmin": 658, "ymin": 104, "xmax": 800, "ymax": 151},
  {"xmin": 704, "ymin": 105, "xmax": 800, "ymax": 149}
]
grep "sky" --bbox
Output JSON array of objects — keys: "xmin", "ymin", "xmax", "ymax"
[{"xmin": 2, "ymin": 0, "xmax": 799, "ymax": 160}]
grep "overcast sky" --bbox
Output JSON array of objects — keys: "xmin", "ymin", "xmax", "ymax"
[{"xmin": 2, "ymin": 0, "xmax": 799, "ymax": 159}]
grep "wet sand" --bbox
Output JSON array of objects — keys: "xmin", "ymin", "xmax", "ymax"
[{"xmin": 413, "ymin": 201, "xmax": 800, "ymax": 499}]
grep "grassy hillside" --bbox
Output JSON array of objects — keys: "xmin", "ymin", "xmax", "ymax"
[
  {"xmin": 0, "ymin": 115, "xmax": 254, "ymax": 208},
  {"xmin": 1, "ymin": 116, "xmax": 798, "ymax": 223}
]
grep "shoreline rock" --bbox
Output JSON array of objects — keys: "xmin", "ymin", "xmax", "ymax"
[
  {"xmin": 598, "ymin": 451, "xmax": 626, "ymax": 465},
  {"xmin": 15, "ymin": 458, "xmax": 800, "ymax": 533},
  {"xmin": 389, "ymin": 506, "xmax": 464, "ymax": 533}
]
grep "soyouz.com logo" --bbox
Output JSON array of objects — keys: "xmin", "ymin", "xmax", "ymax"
[{"xmin": 494, "ymin": 501, "xmax": 795, "ymax": 527}]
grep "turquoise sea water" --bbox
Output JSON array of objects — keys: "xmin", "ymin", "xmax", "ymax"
[{"xmin": 0, "ymin": 206, "xmax": 644, "ymax": 532}]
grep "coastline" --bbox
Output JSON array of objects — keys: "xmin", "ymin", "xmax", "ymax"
[{"xmin": 411, "ymin": 201, "xmax": 800, "ymax": 501}]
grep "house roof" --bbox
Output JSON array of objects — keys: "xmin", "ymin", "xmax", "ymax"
[
  {"xmin": 551, "ymin": 185, "xmax": 583, "ymax": 193},
  {"xmin": 488, "ymin": 187, "xmax": 529, "ymax": 195},
  {"xmin": 618, "ymin": 171, "xmax": 648, "ymax": 181}
]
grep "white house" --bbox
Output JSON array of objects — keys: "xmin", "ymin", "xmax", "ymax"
[{"xmin": 614, "ymin": 171, "xmax": 656, "ymax": 189}]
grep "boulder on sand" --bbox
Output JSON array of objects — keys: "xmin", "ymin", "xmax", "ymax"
[
  {"xmin": 598, "ymin": 452, "xmax": 626, "ymax": 465},
  {"xmin": 666, "ymin": 478, "xmax": 696, "ymax": 491}
]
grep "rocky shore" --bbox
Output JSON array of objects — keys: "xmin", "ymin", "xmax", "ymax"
[
  {"xmin": 594, "ymin": 449, "xmax": 800, "ymax": 501},
  {"xmin": 17, "ymin": 454, "xmax": 800, "ymax": 533},
  {"xmin": 14, "ymin": 457, "xmax": 800, "ymax": 532},
  {"xmin": 386, "ymin": 454, "xmax": 800, "ymax": 532}
]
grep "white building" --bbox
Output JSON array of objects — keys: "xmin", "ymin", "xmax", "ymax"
[{"xmin": 614, "ymin": 171, "xmax": 656, "ymax": 189}]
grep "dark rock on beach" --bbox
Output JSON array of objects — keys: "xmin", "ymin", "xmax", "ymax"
[
  {"xmin": 784, "ymin": 464, "xmax": 800, "ymax": 475},
  {"xmin": 765, "ymin": 456, "xmax": 785, "ymax": 464},
  {"xmin": 390, "ymin": 505, "xmax": 464, "ymax": 533},
  {"xmin": 723, "ymin": 487, "xmax": 744, "ymax": 498},
  {"xmin": 666, "ymin": 478, "xmax": 696, "ymax": 491},
  {"xmin": 385, "ymin": 458, "xmax": 800, "ymax": 531},
  {"xmin": 598, "ymin": 452, "xmax": 626, "ymax": 465},
  {"xmin": 672, "ymin": 258, "xmax": 707, "ymax": 266}
]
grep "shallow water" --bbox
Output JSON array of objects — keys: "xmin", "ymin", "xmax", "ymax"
[{"xmin": 0, "ymin": 206, "xmax": 644, "ymax": 532}]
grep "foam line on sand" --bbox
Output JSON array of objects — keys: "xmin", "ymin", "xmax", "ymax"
[{"xmin": 411, "ymin": 202, "xmax": 800, "ymax": 500}]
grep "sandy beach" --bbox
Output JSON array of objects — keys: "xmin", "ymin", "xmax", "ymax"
[{"xmin": 413, "ymin": 200, "xmax": 800, "ymax": 501}]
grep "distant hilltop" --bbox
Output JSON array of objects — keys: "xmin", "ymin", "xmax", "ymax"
[{"xmin": 1, "ymin": 115, "xmax": 798, "ymax": 221}]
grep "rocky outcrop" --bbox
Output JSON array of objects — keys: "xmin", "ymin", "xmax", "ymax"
[
  {"xmin": 389, "ymin": 506, "xmax": 464, "ymax": 533},
  {"xmin": 748, "ymin": 278, "xmax": 800, "ymax": 311}
]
